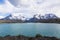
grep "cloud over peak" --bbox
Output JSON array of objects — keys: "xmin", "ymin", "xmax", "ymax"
[{"xmin": 0, "ymin": 0, "xmax": 60, "ymax": 19}]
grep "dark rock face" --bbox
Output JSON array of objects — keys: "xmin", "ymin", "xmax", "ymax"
[
  {"xmin": 25, "ymin": 15, "xmax": 39, "ymax": 22},
  {"xmin": 28, "ymin": 17, "xmax": 38, "ymax": 22},
  {"xmin": 44, "ymin": 14, "xmax": 58, "ymax": 19},
  {"xmin": 0, "ymin": 34, "xmax": 60, "ymax": 40},
  {"xmin": 1, "ymin": 14, "xmax": 12, "ymax": 20}
]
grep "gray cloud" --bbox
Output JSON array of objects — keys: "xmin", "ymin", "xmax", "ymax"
[{"xmin": 8, "ymin": 0, "xmax": 19, "ymax": 7}]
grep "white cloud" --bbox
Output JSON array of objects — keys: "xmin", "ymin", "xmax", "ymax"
[
  {"xmin": 9, "ymin": 0, "xmax": 60, "ymax": 18},
  {"xmin": 0, "ymin": 0, "xmax": 15, "ymax": 13},
  {"xmin": 0, "ymin": 0, "xmax": 17, "ymax": 19},
  {"xmin": 0, "ymin": 0, "xmax": 60, "ymax": 19},
  {"xmin": 0, "ymin": 16, "xmax": 5, "ymax": 19}
]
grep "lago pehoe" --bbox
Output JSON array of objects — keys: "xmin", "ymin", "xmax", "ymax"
[{"xmin": 0, "ymin": 14, "xmax": 59, "ymax": 40}]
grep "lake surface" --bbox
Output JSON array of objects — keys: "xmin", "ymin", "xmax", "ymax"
[{"xmin": 0, "ymin": 23, "xmax": 60, "ymax": 38}]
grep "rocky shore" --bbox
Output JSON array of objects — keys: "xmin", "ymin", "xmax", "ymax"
[{"xmin": 0, "ymin": 34, "xmax": 60, "ymax": 40}]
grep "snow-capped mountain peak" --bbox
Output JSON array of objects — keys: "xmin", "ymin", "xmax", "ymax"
[{"xmin": 1, "ymin": 13, "xmax": 58, "ymax": 21}]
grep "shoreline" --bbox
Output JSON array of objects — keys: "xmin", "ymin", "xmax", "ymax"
[{"xmin": 0, "ymin": 34, "xmax": 60, "ymax": 40}]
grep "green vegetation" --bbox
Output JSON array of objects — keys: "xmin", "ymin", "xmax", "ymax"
[
  {"xmin": 0, "ymin": 18, "xmax": 60, "ymax": 23},
  {"xmin": 38, "ymin": 18, "xmax": 60, "ymax": 23}
]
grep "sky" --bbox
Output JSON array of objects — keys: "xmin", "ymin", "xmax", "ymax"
[{"xmin": 0, "ymin": 0, "xmax": 60, "ymax": 19}]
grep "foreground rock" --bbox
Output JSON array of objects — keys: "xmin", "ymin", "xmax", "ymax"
[{"xmin": 0, "ymin": 34, "xmax": 60, "ymax": 40}]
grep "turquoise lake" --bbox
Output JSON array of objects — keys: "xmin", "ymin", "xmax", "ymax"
[{"xmin": 0, "ymin": 23, "xmax": 60, "ymax": 38}]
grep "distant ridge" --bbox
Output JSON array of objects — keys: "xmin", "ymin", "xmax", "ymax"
[
  {"xmin": 1, "ymin": 14, "xmax": 12, "ymax": 20},
  {"xmin": 3, "ymin": 13, "xmax": 58, "ymax": 20},
  {"xmin": 0, "ymin": 13, "xmax": 59, "ymax": 23}
]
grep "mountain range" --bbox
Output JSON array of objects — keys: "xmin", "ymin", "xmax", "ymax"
[{"xmin": 0, "ymin": 13, "xmax": 58, "ymax": 23}]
